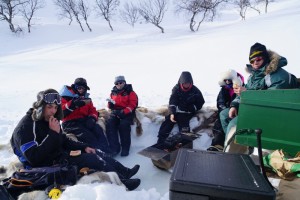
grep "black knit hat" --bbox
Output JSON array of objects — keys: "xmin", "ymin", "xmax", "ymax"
[
  {"xmin": 249, "ymin": 43, "xmax": 270, "ymax": 63},
  {"xmin": 178, "ymin": 71, "xmax": 193, "ymax": 84},
  {"xmin": 32, "ymin": 89, "xmax": 63, "ymax": 121},
  {"xmin": 74, "ymin": 77, "xmax": 90, "ymax": 90}
]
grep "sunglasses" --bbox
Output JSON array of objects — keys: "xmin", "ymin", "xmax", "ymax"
[
  {"xmin": 250, "ymin": 56, "xmax": 263, "ymax": 64},
  {"xmin": 76, "ymin": 85, "xmax": 86, "ymax": 90},
  {"xmin": 224, "ymin": 79, "xmax": 232, "ymax": 82},
  {"xmin": 115, "ymin": 81, "xmax": 124, "ymax": 85},
  {"xmin": 43, "ymin": 93, "xmax": 61, "ymax": 105}
]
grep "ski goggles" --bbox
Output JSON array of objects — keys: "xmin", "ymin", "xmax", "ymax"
[
  {"xmin": 250, "ymin": 56, "xmax": 263, "ymax": 64},
  {"xmin": 75, "ymin": 85, "xmax": 87, "ymax": 91},
  {"xmin": 43, "ymin": 93, "xmax": 62, "ymax": 105}
]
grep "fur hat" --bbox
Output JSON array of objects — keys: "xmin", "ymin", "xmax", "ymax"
[
  {"xmin": 178, "ymin": 71, "xmax": 193, "ymax": 84},
  {"xmin": 74, "ymin": 77, "xmax": 90, "ymax": 90},
  {"xmin": 114, "ymin": 76, "xmax": 126, "ymax": 84},
  {"xmin": 218, "ymin": 69, "xmax": 244, "ymax": 87},
  {"xmin": 249, "ymin": 43, "xmax": 270, "ymax": 63},
  {"xmin": 32, "ymin": 89, "xmax": 63, "ymax": 121}
]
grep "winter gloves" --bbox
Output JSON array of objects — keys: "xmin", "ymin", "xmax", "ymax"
[{"xmin": 112, "ymin": 110, "xmax": 125, "ymax": 119}]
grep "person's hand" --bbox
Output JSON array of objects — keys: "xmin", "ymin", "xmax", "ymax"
[
  {"xmin": 85, "ymin": 147, "xmax": 96, "ymax": 154},
  {"xmin": 228, "ymin": 107, "xmax": 238, "ymax": 118},
  {"xmin": 106, "ymin": 98, "xmax": 115, "ymax": 109},
  {"xmin": 233, "ymin": 85, "xmax": 246, "ymax": 96},
  {"xmin": 170, "ymin": 114, "xmax": 176, "ymax": 123},
  {"xmin": 112, "ymin": 110, "xmax": 125, "ymax": 119},
  {"xmin": 72, "ymin": 98, "xmax": 86, "ymax": 108},
  {"xmin": 49, "ymin": 116, "xmax": 60, "ymax": 133}
]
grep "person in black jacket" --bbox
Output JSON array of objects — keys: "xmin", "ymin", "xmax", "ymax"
[
  {"xmin": 10, "ymin": 88, "xmax": 140, "ymax": 191},
  {"xmin": 157, "ymin": 71, "xmax": 205, "ymax": 144}
]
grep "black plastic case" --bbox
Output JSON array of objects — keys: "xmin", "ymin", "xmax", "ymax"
[{"xmin": 169, "ymin": 149, "xmax": 275, "ymax": 200}]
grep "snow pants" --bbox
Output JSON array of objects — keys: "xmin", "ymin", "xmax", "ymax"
[
  {"xmin": 106, "ymin": 114, "xmax": 134, "ymax": 155},
  {"xmin": 157, "ymin": 113, "xmax": 193, "ymax": 144},
  {"xmin": 219, "ymin": 108, "xmax": 238, "ymax": 145}
]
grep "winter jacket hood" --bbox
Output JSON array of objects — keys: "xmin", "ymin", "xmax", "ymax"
[
  {"xmin": 178, "ymin": 71, "xmax": 193, "ymax": 84},
  {"xmin": 218, "ymin": 69, "xmax": 244, "ymax": 87}
]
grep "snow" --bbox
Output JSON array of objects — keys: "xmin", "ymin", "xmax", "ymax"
[{"xmin": 0, "ymin": 0, "xmax": 299, "ymax": 199}]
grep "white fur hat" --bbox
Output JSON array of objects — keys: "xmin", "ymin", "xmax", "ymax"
[{"xmin": 218, "ymin": 69, "xmax": 243, "ymax": 87}]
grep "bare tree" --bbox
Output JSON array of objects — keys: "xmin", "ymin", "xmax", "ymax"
[
  {"xmin": 77, "ymin": 0, "xmax": 92, "ymax": 31},
  {"xmin": 138, "ymin": 0, "xmax": 167, "ymax": 33},
  {"xmin": 0, "ymin": 0, "xmax": 26, "ymax": 32},
  {"xmin": 233, "ymin": 0, "xmax": 251, "ymax": 20},
  {"xmin": 53, "ymin": 0, "xmax": 74, "ymax": 25},
  {"xmin": 256, "ymin": 0, "xmax": 273, "ymax": 13},
  {"xmin": 20, "ymin": 0, "xmax": 45, "ymax": 33},
  {"xmin": 175, "ymin": 0, "xmax": 225, "ymax": 32},
  {"xmin": 95, "ymin": 0, "xmax": 120, "ymax": 31},
  {"xmin": 53, "ymin": 0, "xmax": 85, "ymax": 31},
  {"xmin": 119, "ymin": 2, "xmax": 140, "ymax": 27}
]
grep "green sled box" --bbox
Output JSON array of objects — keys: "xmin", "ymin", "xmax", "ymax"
[{"xmin": 235, "ymin": 89, "xmax": 300, "ymax": 156}]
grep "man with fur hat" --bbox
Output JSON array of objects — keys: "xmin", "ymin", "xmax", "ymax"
[
  {"xmin": 10, "ymin": 89, "xmax": 141, "ymax": 191},
  {"xmin": 106, "ymin": 75, "xmax": 138, "ymax": 157},
  {"xmin": 59, "ymin": 78, "xmax": 110, "ymax": 153},
  {"xmin": 157, "ymin": 71, "xmax": 205, "ymax": 144},
  {"xmin": 220, "ymin": 42, "xmax": 299, "ymax": 144}
]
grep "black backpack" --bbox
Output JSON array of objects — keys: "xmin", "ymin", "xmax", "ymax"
[{"xmin": 2, "ymin": 165, "xmax": 78, "ymax": 199}]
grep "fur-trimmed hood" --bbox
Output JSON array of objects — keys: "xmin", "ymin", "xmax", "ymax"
[
  {"xmin": 218, "ymin": 69, "xmax": 244, "ymax": 87},
  {"xmin": 246, "ymin": 50, "xmax": 287, "ymax": 75}
]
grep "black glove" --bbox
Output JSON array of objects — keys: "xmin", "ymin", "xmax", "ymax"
[
  {"xmin": 85, "ymin": 116, "xmax": 96, "ymax": 129},
  {"xmin": 112, "ymin": 110, "xmax": 125, "ymax": 119},
  {"xmin": 108, "ymin": 102, "xmax": 114, "ymax": 109},
  {"xmin": 72, "ymin": 98, "xmax": 85, "ymax": 108}
]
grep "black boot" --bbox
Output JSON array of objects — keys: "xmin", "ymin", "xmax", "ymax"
[
  {"xmin": 121, "ymin": 178, "xmax": 141, "ymax": 191},
  {"xmin": 126, "ymin": 165, "xmax": 140, "ymax": 179}
]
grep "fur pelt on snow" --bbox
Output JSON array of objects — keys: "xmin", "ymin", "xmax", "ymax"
[
  {"xmin": 97, "ymin": 106, "xmax": 218, "ymax": 137},
  {"xmin": 17, "ymin": 171, "xmax": 123, "ymax": 200}
]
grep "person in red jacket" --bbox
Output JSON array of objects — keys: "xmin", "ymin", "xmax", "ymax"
[
  {"xmin": 60, "ymin": 78, "xmax": 110, "ymax": 153},
  {"xmin": 106, "ymin": 76, "xmax": 138, "ymax": 157}
]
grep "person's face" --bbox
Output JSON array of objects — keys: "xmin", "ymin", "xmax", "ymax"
[
  {"xmin": 224, "ymin": 79, "xmax": 232, "ymax": 85},
  {"xmin": 115, "ymin": 81, "xmax": 125, "ymax": 90},
  {"xmin": 182, "ymin": 82, "xmax": 191, "ymax": 88},
  {"xmin": 250, "ymin": 56, "xmax": 264, "ymax": 70},
  {"xmin": 44, "ymin": 104, "xmax": 58, "ymax": 121},
  {"xmin": 76, "ymin": 86, "xmax": 86, "ymax": 95}
]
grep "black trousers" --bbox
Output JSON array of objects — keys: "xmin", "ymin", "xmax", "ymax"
[
  {"xmin": 62, "ymin": 120, "xmax": 110, "ymax": 153},
  {"xmin": 106, "ymin": 114, "xmax": 133, "ymax": 154},
  {"xmin": 157, "ymin": 113, "xmax": 193, "ymax": 143},
  {"xmin": 66, "ymin": 151, "xmax": 130, "ymax": 179}
]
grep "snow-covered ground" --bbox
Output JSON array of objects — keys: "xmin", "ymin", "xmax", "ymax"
[{"xmin": 0, "ymin": 0, "xmax": 299, "ymax": 199}]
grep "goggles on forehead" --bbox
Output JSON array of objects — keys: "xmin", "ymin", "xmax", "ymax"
[
  {"xmin": 75, "ymin": 85, "xmax": 86, "ymax": 90},
  {"xmin": 43, "ymin": 93, "xmax": 62, "ymax": 105}
]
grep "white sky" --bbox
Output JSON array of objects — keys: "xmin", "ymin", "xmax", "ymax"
[{"xmin": 0, "ymin": 0, "xmax": 299, "ymax": 199}]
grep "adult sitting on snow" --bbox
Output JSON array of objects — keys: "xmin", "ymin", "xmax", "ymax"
[
  {"xmin": 59, "ymin": 78, "xmax": 110, "ymax": 154},
  {"xmin": 219, "ymin": 42, "xmax": 299, "ymax": 146},
  {"xmin": 157, "ymin": 71, "xmax": 205, "ymax": 144},
  {"xmin": 10, "ymin": 89, "xmax": 141, "ymax": 191},
  {"xmin": 106, "ymin": 75, "xmax": 138, "ymax": 157}
]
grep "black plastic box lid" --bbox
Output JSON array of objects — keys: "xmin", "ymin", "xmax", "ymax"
[{"xmin": 170, "ymin": 149, "xmax": 275, "ymax": 200}]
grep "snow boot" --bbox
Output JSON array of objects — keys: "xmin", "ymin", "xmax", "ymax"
[
  {"xmin": 121, "ymin": 178, "xmax": 141, "ymax": 191},
  {"xmin": 126, "ymin": 165, "xmax": 140, "ymax": 179}
]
